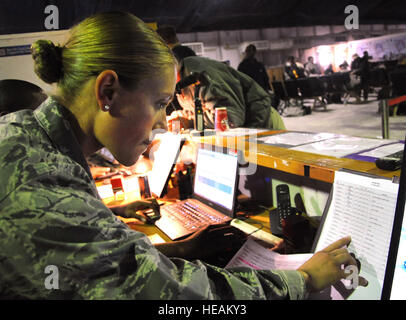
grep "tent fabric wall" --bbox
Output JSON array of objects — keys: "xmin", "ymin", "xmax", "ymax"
[
  {"xmin": 2, "ymin": 26, "xmax": 406, "ymax": 90},
  {"xmin": 1, "ymin": 0, "xmax": 406, "ymax": 35}
]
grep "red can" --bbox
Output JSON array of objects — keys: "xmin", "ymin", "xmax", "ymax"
[{"xmin": 215, "ymin": 107, "xmax": 229, "ymax": 131}]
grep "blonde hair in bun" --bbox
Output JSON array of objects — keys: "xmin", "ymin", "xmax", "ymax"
[
  {"xmin": 31, "ymin": 39, "xmax": 63, "ymax": 84},
  {"xmin": 30, "ymin": 11, "xmax": 175, "ymax": 104}
]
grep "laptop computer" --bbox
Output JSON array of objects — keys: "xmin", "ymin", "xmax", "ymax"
[
  {"xmin": 147, "ymin": 132, "xmax": 184, "ymax": 198},
  {"xmin": 311, "ymin": 138, "xmax": 405, "ymax": 300},
  {"xmin": 155, "ymin": 147, "xmax": 239, "ymax": 240}
]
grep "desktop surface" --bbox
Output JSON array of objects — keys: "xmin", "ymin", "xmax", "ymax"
[{"xmin": 194, "ymin": 130, "xmax": 402, "ymax": 183}]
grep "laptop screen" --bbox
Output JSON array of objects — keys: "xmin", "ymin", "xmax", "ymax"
[
  {"xmin": 193, "ymin": 148, "xmax": 239, "ymax": 212},
  {"xmin": 148, "ymin": 133, "xmax": 182, "ymax": 198},
  {"xmin": 382, "ymin": 138, "xmax": 406, "ymax": 300}
]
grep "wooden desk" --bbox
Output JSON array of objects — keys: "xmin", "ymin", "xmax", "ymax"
[
  {"xmin": 193, "ymin": 130, "xmax": 401, "ymax": 183},
  {"xmin": 115, "ymin": 206, "xmax": 274, "ymax": 244},
  {"xmin": 99, "ymin": 181, "xmax": 279, "ymax": 245},
  {"xmin": 98, "ymin": 129, "xmax": 401, "ymax": 245}
]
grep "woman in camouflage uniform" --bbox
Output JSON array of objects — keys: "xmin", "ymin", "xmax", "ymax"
[{"xmin": 0, "ymin": 12, "xmax": 364, "ymax": 299}]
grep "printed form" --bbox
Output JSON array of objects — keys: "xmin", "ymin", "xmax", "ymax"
[
  {"xmin": 226, "ymin": 170, "xmax": 399, "ymax": 300},
  {"xmin": 314, "ymin": 170, "xmax": 399, "ymax": 299},
  {"xmin": 226, "ymin": 237, "xmax": 312, "ymax": 270}
]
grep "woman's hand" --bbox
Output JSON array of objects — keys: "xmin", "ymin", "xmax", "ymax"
[
  {"xmin": 155, "ymin": 224, "xmax": 246, "ymax": 259},
  {"xmin": 110, "ymin": 198, "xmax": 160, "ymax": 220},
  {"xmin": 297, "ymin": 236, "xmax": 368, "ymax": 292}
]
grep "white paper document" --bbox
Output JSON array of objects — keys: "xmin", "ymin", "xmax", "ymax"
[
  {"xmin": 225, "ymin": 238, "xmax": 333, "ymax": 300},
  {"xmin": 224, "ymin": 238, "xmax": 344, "ymax": 300},
  {"xmin": 291, "ymin": 136, "xmax": 396, "ymax": 158},
  {"xmin": 226, "ymin": 237, "xmax": 312, "ymax": 270},
  {"xmin": 96, "ymin": 184, "xmax": 114, "ymax": 199},
  {"xmin": 359, "ymin": 142, "xmax": 404, "ymax": 158},
  {"xmin": 227, "ymin": 170, "xmax": 400, "ymax": 300},
  {"xmin": 314, "ymin": 170, "xmax": 399, "ymax": 299},
  {"xmin": 256, "ymin": 132, "xmax": 338, "ymax": 147}
]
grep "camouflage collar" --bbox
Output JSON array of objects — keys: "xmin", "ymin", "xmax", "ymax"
[{"xmin": 34, "ymin": 97, "xmax": 93, "ymax": 182}]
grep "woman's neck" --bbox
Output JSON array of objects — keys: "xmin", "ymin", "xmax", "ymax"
[{"xmin": 56, "ymin": 83, "xmax": 103, "ymax": 157}]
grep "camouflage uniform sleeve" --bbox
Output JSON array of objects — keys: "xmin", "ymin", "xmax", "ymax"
[{"xmin": 0, "ymin": 166, "xmax": 307, "ymax": 300}]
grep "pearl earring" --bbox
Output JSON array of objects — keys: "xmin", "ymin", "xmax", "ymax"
[{"xmin": 103, "ymin": 105, "xmax": 111, "ymax": 111}]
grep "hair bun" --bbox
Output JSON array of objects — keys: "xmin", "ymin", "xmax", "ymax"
[{"xmin": 31, "ymin": 40, "xmax": 63, "ymax": 84}]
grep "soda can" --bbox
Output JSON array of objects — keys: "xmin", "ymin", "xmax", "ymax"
[{"xmin": 215, "ymin": 107, "xmax": 229, "ymax": 131}]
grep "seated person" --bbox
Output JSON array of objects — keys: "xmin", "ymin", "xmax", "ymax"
[
  {"xmin": 172, "ymin": 56, "xmax": 286, "ymax": 130},
  {"xmin": 304, "ymin": 56, "xmax": 321, "ymax": 76},
  {"xmin": 0, "ymin": 12, "xmax": 366, "ymax": 299},
  {"xmin": 339, "ymin": 61, "xmax": 349, "ymax": 72},
  {"xmin": 0, "ymin": 79, "xmax": 47, "ymax": 116},
  {"xmin": 284, "ymin": 56, "xmax": 305, "ymax": 80},
  {"xmin": 324, "ymin": 64, "xmax": 335, "ymax": 75}
]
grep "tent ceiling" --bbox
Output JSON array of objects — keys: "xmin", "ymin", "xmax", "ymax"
[{"xmin": 0, "ymin": 0, "xmax": 405, "ymax": 35}]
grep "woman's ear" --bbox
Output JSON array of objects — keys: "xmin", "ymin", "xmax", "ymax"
[{"xmin": 95, "ymin": 70, "xmax": 120, "ymax": 112}]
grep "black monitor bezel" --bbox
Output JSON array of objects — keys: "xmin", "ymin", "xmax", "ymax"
[{"xmin": 381, "ymin": 137, "xmax": 406, "ymax": 300}]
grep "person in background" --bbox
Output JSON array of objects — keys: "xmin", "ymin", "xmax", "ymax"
[
  {"xmin": 284, "ymin": 56, "xmax": 305, "ymax": 80},
  {"xmin": 350, "ymin": 53, "xmax": 361, "ymax": 71},
  {"xmin": 237, "ymin": 44, "xmax": 271, "ymax": 92},
  {"xmin": 350, "ymin": 52, "xmax": 371, "ymax": 102},
  {"xmin": 175, "ymin": 55, "xmax": 286, "ymax": 130},
  {"xmin": 156, "ymin": 24, "xmax": 196, "ymax": 63},
  {"xmin": 358, "ymin": 51, "xmax": 371, "ymax": 102},
  {"xmin": 0, "ymin": 11, "xmax": 366, "ymax": 299},
  {"xmin": 304, "ymin": 56, "xmax": 321, "ymax": 77},
  {"xmin": 338, "ymin": 61, "xmax": 349, "ymax": 72},
  {"xmin": 156, "ymin": 24, "xmax": 196, "ymax": 115},
  {"xmin": 0, "ymin": 79, "xmax": 47, "ymax": 116},
  {"xmin": 324, "ymin": 64, "xmax": 334, "ymax": 75}
]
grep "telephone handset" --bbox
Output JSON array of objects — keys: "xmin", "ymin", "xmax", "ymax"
[{"xmin": 270, "ymin": 184, "xmax": 294, "ymax": 236}]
